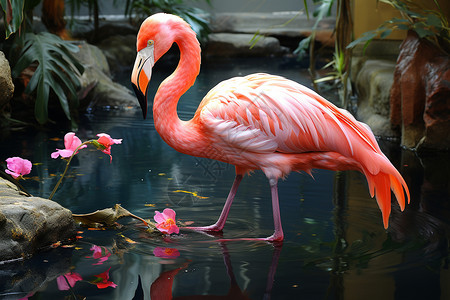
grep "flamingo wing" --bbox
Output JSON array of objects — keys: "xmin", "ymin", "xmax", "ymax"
[{"xmin": 198, "ymin": 73, "xmax": 375, "ymax": 157}]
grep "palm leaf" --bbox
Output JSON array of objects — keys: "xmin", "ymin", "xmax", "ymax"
[{"xmin": 12, "ymin": 32, "xmax": 84, "ymax": 124}]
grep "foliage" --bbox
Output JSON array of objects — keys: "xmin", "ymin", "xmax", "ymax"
[
  {"xmin": 124, "ymin": 0, "xmax": 211, "ymax": 42},
  {"xmin": 293, "ymin": 0, "xmax": 354, "ymax": 108},
  {"xmin": 12, "ymin": 32, "xmax": 84, "ymax": 124},
  {"xmin": 1, "ymin": 0, "xmax": 85, "ymax": 125},
  {"xmin": 314, "ymin": 48, "xmax": 345, "ymax": 84},
  {"xmin": 293, "ymin": 0, "xmax": 334, "ymax": 61},
  {"xmin": 347, "ymin": 0, "xmax": 450, "ymax": 54},
  {"xmin": 0, "ymin": 0, "xmax": 25, "ymax": 39}
]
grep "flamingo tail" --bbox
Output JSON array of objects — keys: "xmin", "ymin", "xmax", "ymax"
[{"xmin": 361, "ymin": 158, "xmax": 410, "ymax": 228}]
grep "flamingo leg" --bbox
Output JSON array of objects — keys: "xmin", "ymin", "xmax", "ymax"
[
  {"xmin": 186, "ymin": 174, "xmax": 243, "ymax": 232},
  {"xmin": 265, "ymin": 179, "xmax": 284, "ymax": 242}
]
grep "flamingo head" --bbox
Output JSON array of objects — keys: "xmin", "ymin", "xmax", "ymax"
[{"xmin": 131, "ymin": 13, "xmax": 183, "ymax": 118}]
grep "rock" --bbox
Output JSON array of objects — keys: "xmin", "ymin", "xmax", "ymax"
[
  {"xmin": 0, "ymin": 178, "xmax": 76, "ymax": 262},
  {"xmin": 97, "ymin": 34, "xmax": 137, "ymax": 74},
  {"xmin": 205, "ymin": 33, "xmax": 288, "ymax": 57},
  {"xmin": 0, "ymin": 248, "xmax": 72, "ymax": 299},
  {"xmin": 0, "ymin": 51, "xmax": 14, "ymax": 114},
  {"xmin": 73, "ymin": 41, "xmax": 138, "ymax": 109},
  {"xmin": 353, "ymin": 58, "xmax": 397, "ymax": 136},
  {"xmin": 390, "ymin": 31, "xmax": 450, "ymax": 150},
  {"xmin": 211, "ymin": 12, "xmax": 334, "ymax": 39},
  {"xmin": 72, "ymin": 20, "xmax": 138, "ymax": 44},
  {"xmin": 209, "ymin": 12, "xmax": 335, "ymax": 51}
]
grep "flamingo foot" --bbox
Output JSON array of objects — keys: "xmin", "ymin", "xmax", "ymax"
[{"xmin": 263, "ymin": 232, "xmax": 284, "ymax": 242}]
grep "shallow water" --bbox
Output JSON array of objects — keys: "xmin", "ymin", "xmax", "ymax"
[{"xmin": 1, "ymin": 57, "xmax": 450, "ymax": 300}]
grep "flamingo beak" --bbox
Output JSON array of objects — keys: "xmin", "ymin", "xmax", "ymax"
[{"xmin": 131, "ymin": 42, "xmax": 155, "ymax": 119}]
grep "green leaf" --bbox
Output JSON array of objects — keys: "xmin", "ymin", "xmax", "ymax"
[
  {"xmin": 426, "ymin": 14, "xmax": 441, "ymax": 28},
  {"xmin": 35, "ymin": 79, "xmax": 49, "ymax": 124},
  {"xmin": 396, "ymin": 24, "xmax": 410, "ymax": 30},
  {"xmin": 413, "ymin": 22, "xmax": 434, "ymax": 38},
  {"xmin": 0, "ymin": 0, "xmax": 25, "ymax": 38},
  {"xmin": 249, "ymin": 32, "xmax": 264, "ymax": 49},
  {"xmin": 380, "ymin": 28, "xmax": 393, "ymax": 39},
  {"xmin": 303, "ymin": 0, "xmax": 310, "ymax": 19},
  {"xmin": 294, "ymin": 35, "xmax": 312, "ymax": 60},
  {"xmin": 347, "ymin": 31, "xmax": 377, "ymax": 49},
  {"xmin": 12, "ymin": 32, "xmax": 84, "ymax": 124}
]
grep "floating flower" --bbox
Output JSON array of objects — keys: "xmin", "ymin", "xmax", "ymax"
[
  {"xmin": 154, "ymin": 208, "xmax": 179, "ymax": 234},
  {"xmin": 5, "ymin": 157, "xmax": 32, "ymax": 179},
  {"xmin": 153, "ymin": 247, "xmax": 180, "ymax": 259},
  {"xmin": 51, "ymin": 132, "xmax": 87, "ymax": 159},
  {"xmin": 96, "ymin": 133, "xmax": 122, "ymax": 162},
  {"xmin": 90, "ymin": 245, "xmax": 111, "ymax": 265},
  {"xmin": 57, "ymin": 272, "xmax": 83, "ymax": 290},
  {"xmin": 91, "ymin": 267, "xmax": 117, "ymax": 289}
]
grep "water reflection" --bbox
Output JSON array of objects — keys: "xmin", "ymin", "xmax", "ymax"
[{"xmin": 148, "ymin": 242, "xmax": 281, "ymax": 300}]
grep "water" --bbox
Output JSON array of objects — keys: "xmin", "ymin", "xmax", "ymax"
[{"xmin": 1, "ymin": 57, "xmax": 450, "ymax": 299}]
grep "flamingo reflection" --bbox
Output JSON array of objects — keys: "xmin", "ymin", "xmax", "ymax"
[{"xmin": 150, "ymin": 243, "xmax": 282, "ymax": 299}]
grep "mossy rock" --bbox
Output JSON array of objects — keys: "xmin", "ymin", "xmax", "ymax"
[{"xmin": 0, "ymin": 178, "xmax": 76, "ymax": 262}]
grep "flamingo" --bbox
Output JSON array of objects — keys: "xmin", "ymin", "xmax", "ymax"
[{"xmin": 131, "ymin": 13, "xmax": 410, "ymax": 241}]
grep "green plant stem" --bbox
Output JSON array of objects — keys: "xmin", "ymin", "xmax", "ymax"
[
  {"xmin": 49, "ymin": 140, "xmax": 93, "ymax": 200},
  {"xmin": 62, "ymin": 274, "xmax": 78, "ymax": 300}
]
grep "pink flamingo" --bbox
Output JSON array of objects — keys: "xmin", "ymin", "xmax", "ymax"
[{"xmin": 131, "ymin": 13, "xmax": 410, "ymax": 241}]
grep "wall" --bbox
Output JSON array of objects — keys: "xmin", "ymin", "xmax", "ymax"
[{"xmin": 353, "ymin": 0, "xmax": 450, "ymax": 41}]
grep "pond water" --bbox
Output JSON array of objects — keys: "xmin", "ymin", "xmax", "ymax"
[{"xmin": 1, "ymin": 57, "xmax": 450, "ymax": 300}]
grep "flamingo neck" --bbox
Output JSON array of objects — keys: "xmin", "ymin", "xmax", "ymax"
[{"xmin": 152, "ymin": 28, "xmax": 204, "ymax": 155}]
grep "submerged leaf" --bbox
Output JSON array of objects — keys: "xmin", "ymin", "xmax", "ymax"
[{"xmin": 73, "ymin": 204, "xmax": 149, "ymax": 228}]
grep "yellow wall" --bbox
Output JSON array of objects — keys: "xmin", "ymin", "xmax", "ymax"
[{"xmin": 353, "ymin": 0, "xmax": 450, "ymax": 41}]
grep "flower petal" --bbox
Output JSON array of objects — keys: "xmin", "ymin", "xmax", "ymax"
[
  {"xmin": 162, "ymin": 208, "xmax": 176, "ymax": 221},
  {"xmin": 52, "ymin": 149, "xmax": 75, "ymax": 159},
  {"xmin": 57, "ymin": 272, "xmax": 82, "ymax": 290},
  {"xmin": 5, "ymin": 157, "xmax": 32, "ymax": 178},
  {"xmin": 64, "ymin": 132, "xmax": 77, "ymax": 150},
  {"xmin": 5, "ymin": 169, "xmax": 19, "ymax": 179},
  {"xmin": 154, "ymin": 211, "xmax": 166, "ymax": 224}
]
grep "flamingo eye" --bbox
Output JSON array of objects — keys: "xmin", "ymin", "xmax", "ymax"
[{"xmin": 147, "ymin": 40, "xmax": 154, "ymax": 47}]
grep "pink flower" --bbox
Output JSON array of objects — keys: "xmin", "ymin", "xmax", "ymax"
[
  {"xmin": 153, "ymin": 247, "xmax": 180, "ymax": 259},
  {"xmin": 91, "ymin": 267, "xmax": 117, "ymax": 289},
  {"xmin": 51, "ymin": 132, "xmax": 87, "ymax": 159},
  {"xmin": 57, "ymin": 272, "xmax": 83, "ymax": 290},
  {"xmin": 90, "ymin": 245, "xmax": 111, "ymax": 265},
  {"xmin": 5, "ymin": 157, "xmax": 32, "ymax": 179},
  {"xmin": 154, "ymin": 208, "xmax": 179, "ymax": 234},
  {"xmin": 96, "ymin": 133, "xmax": 122, "ymax": 162}
]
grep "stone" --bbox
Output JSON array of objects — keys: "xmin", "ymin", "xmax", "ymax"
[
  {"xmin": 211, "ymin": 12, "xmax": 335, "ymax": 39},
  {"xmin": 0, "ymin": 51, "xmax": 14, "ymax": 112},
  {"xmin": 210, "ymin": 12, "xmax": 335, "ymax": 51},
  {"xmin": 0, "ymin": 248, "xmax": 72, "ymax": 299},
  {"xmin": 72, "ymin": 41, "xmax": 138, "ymax": 109},
  {"xmin": 97, "ymin": 34, "xmax": 137, "ymax": 74},
  {"xmin": 205, "ymin": 33, "xmax": 288, "ymax": 57},
  {"xmin": 353, "ymin": 58, "xmax": 397, "ymax": 136},
  {"xmin": 0, "ymin": 178, "xmax": 76, "ymax": 262},
  {"xmin": 390, "ymin": 30, "xmax": 450, "ymax": 150}
]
